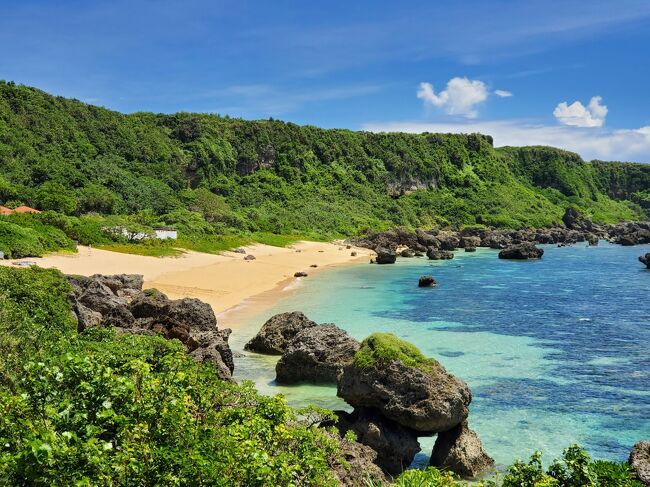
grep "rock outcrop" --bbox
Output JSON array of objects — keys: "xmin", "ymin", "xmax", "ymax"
[
  {"xmin": 330, "ymin": 436, "xmax": 389, "ymax": 486},
  {"xmin": 498, "ymin": 242, "xmax": 544, "ymax": 260},
  {"xmin": 337, "ymin": 346, "xmax": 471, "ymax": 433},
  {"xmin": 375, "ymin": 247, "xmax": 397, "ymax": 264},
  {"xmin": 639, "ymin": 253, "xmax": 650, "ymax": 269},
  {"xmin": 629, "ymin": 441, "xmax": 650, "ymax": 486},
  {"xmin": 335, "ymin": 408, "xmax": 421, "ymax": 476},
  {"xmin": 67, "ymin": 274, "xmax": 234, "ymax": 380},
  {"xmin": 244, "ymin": 311, "xmax": 317, "ymax": 355},
  {"xmin": 418, "ymin": 276, "xmax": 437, "ymax": 287},
  {"xmin": 427, "ymin": 247, "xmax": 454, "ymax": 260},
  {"xmin": 430, "ymin": 420, "xmax": 494, "ymax": 478},
  {"xmin": 275, "ymin": 324, "xmax": 360, "ymax": 384}
]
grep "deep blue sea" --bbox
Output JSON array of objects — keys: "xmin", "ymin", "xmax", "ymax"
[{"xmin": 228, "ymin": 242, "xmax": 650, "ymax": 468}]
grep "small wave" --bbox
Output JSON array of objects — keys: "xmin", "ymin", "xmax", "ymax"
[{"xmin": 578, "ymin": 317, "xmax": 592, "ymax": 322}]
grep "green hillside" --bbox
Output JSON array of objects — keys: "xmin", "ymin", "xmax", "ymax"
[{"xmin": 0, "ymin": 81, "xmax": 647, "ymax": 254}]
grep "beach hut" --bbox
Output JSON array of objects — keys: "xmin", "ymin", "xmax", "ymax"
[{"xmin": 154, "ymin": 227, "xmax": 178, "ymax": 240}]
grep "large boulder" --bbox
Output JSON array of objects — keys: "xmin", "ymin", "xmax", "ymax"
[
  {"xmin": 335, "ymin": 408, "xmax": 421, "ymax": 476},
  {"xmin": 498, "ymin": 242, "xmax": 544, "ymax": 260},
  {"xmin": 375, "ymin": 247, "xmax": 397, "ymax": 264},
  {"xmin": 418, "ymin": 276, "xmax": 437, "ymax": 287},
  {"xmin": 73, "ymin": 302, "xmax": 102, "ymax": 331},
  {"xmin": 244, "ymin": 311, "xmax": 317, "ymax": 355},
  {"xmin": 629, "ymin": 441, "xmax": 650, "ymax": 486},
  {"xmin": 78, "ymin": 280, "xmax": 128, "ymax": 315},
  {"xmin": 427, "ymin": 247, "xmax": 454, "ymax": 260},
  {"xmin": 461, "ymin": 236, "xmax": 481, "ymax": 249},
  {"xmin": 91, "ymin": 274, "xmax": 144, "ymax": 295},
  {"xmin": 430, "ymin": 420, "xmax": 494, "ymax": 479},
  {"xmin": 562, "ymin": 207, "xmax": 594, "ymax": 232},
  {"xmin": 275, "ymin": 324, "xmax": 360, "ymax": 384},
  {"xmin": 337, "ymin": 333, "xmax": 471, "ymax": 433},
  {"xmin": 639, "ymin": 253, "xmax": 650, "ymax": 269}
]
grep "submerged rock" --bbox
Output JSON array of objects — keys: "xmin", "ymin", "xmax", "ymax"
[
  {"xmin": 430, "ymin": 420, "xmax": 494, "ymax": 479},
  {"xmin": 498, "ymin": 242, "xmax": 544, "ymax": 260},
  {"xmin": 335, "ymin": 408, "xmax": 421, "ymax": 476},
  {"xmin": 275, "ymin": 324, "xmax": 359, "ymax": 384},
  {"xmin": 418, "ymin": 275, "xmax": 437, "ymax": 287},
  {"xmin": 337, "ymin": 334, "xmax": 471, "ymax": 433},
  {"xmin": 629, "ymin": 441, "xmax": 650, "ymax": 486},
  {"xmin": 639, "ymin": 253, "xmax": 650, "ymax": 269},
  {"xmin": 375, "ymin": 247, "xmax": 397, "ymax": 264},
  {"xmin": 244, "ymin": 311, "xmax": 317, "ymax": 355}
]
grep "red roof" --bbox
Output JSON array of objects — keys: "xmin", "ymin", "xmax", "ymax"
[
  {"xmin": 0, "ymin": 206, "xmax": 12, "ymax": 215},
  {"xmin": 12, "ymin": 206, "xmax": 41, "ymax": 214}
]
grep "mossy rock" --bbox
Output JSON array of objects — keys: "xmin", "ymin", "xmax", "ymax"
[{"xmin": 353, "ymin": 332, "xmax": 439, "ymax": 373}]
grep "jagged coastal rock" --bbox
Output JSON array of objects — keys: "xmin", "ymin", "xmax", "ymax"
[
  {"xmin": 335, "ymin": 408, "xmax": 421, "ymax": 476},
  {"xmin": 331, "ymin": 437, "xmax": 389, "ymax": 486},
  {"xmin": 244, "ymin": 311, "xmax": 317, "ymax": 354},
  {"xmin": 639, "ymin": 253, "xmax": 650, "ymax": 269},
  {"xmin": 430, "ymin": 420, "xmax": 494, "ymax": 478},
  {"xmin": 337, "ymin": 334, "xmax": 471, "ymax": 433},
  {"xmin": 375, "ymin": 246, "xmax": 397, "ymax": 264},
  {"xmin": 418, "ymin": 275, "xmax": 437, "ymax": 287},
  {"xmin": 67, "ymin": 274, "xmax": 234, "ymax": 380},
  {"xmin": 498, "ymin": 242, "xmax": 544, "ymax": 260},
  {"xmin": 427, "ymin": 247, "xmax": 454, "ymax": 260},
  {"xmin": 629, "ymin": 441, "xmax": 650, "ymax": 486},
  {"xmin": 275, "ymin": 324, "xmax": 360, "ymax": 384}
]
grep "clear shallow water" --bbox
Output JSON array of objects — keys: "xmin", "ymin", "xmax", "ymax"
[{"xmin": 230, "ymin": 242, "xmax": 650, "ymax": 468}]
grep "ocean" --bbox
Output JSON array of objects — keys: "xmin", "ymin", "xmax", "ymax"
[{"xmin": 229, "ymin": 242, "xmax": 650, "ymax": 468}]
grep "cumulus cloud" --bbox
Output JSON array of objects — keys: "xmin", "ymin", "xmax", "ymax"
[
  {"xmin": 417, "ymin": 77, "xmax": 488, "ymax": 118},
  {"xmin": 361, "ymin": 119, "xmax": 650, "ymax": 162},
  {"xmin": 553, "ymin": 96, "xmax": 608, "ymax": 127},
  {"xmin": 494, "ymin": 89, "xmax": 513, "ymax": 97}
]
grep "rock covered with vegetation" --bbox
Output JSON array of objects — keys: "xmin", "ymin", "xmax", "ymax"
[
  {"xmin": 275, "ymin": 324, "xmax": 360, "ymax": 384},
  {"xmin": 67, "ymin": 274, "xmax": 234, "ymax": 379},
  {"xmin": 337, "ymin": 333, "xmax": 471, "ymax": 433},
  {"xmin": 244, "ymin": 311, "xmax": 317, "ymax": 354}
]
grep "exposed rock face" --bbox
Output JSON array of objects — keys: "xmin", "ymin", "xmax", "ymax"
[
  {"xmin": 418, "ymin": 276, "xmax": 437, "ymax": 287},
  {"xmin": 430, "ymin": 420, "xmax": 494, "ymax": 478},
  {"xmin": 639, "ymin": 253, "xmax": 650, "ymax": 269},
  {"xmin": 427, "ymin": 247, "xmax": 454, "ymax": 260},
  {"xmin": 562, "ymin": 207, "xmax": 594, "ymax": 232},
  {"xmin": 67, "ymin": 275, "xmax": 234, "ymax": 380},
  {"xmin": 275, "ymin": 324, "xmax": 360, "ymax": 384},
  {"xmin": 375, "ymin": 247, "xmax": 397, "ymax": 264},
  {"xmin": 330, "ymin": 437, "xmax": 389, "ymax": 486},
  {"xmin": 244, "ymin": 311, "xmax": 317, "ymax": 355},
  {"xmin": 400, "ymin": 248, "xmax": 416, "ymax": 258},
  {"xmin": 498, "ymin": 242, "xmax": 544, "ymax": 260},
  {"xmin": 461, "ymin": 236, "xmax": 481, "ymax": 249},
  {"xmin": 337, "ymin": 359, "xmax": 471, "ymax": 433},
  {"xmin": 335, "ymin": 408, "xmax": 421, "ymax": 476},
  {"xmin": 629, "ymin": 441, "xmax": 650, "ymax": 486},
  {"xmin": 464, "ymin": 246, "xmax": 477, "ymax": 252}
]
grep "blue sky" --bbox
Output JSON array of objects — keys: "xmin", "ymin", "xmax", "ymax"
[{"xmin": 2, "ymin": 0, "xmax": 650, "ymax": 161}]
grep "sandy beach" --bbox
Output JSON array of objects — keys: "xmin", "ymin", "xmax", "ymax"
[{"xmin": 2, "ymin": 241, "xmax": 372, "ymax": 328}]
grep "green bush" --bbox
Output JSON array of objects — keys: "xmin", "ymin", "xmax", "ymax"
[{"xmin": 353, "ymin": 332, "xmax": 439, "ymax": 372}]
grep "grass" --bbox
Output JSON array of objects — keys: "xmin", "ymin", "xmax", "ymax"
[
  {"xmin": 96, "ymin": 242, "xmax": 184, "ymax": 257},
  {"xmin": 353, "ymin": 332, "xmax": 439, "ymax": 373}
]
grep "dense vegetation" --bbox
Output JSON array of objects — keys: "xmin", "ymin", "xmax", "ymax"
[
  {"xmin": 0, "ymin": 81, "xmax": 648, "ymax": 257},
  {"xmin": 0, "ymin": 266, "xmax": 641, "ymax": 485}
]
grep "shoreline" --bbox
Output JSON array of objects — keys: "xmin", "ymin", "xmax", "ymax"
[{"xmin": 0, "ymin": 241, "xmax": 373, "ymax": 329}]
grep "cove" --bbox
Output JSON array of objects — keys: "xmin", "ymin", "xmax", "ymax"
[{"xmin": 230, "ymin": 242, "xmax": 650, "ymax": 468}]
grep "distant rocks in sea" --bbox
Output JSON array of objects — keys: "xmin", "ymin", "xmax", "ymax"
[
  {"xmin": 294, "ymin": 271, "xmax": 308, "ymax": 277},
  {"xmin": 639, "ymin": 253, "xmax": 650, "ymax": 269},
  {"xmin": 629, "ymin": 441, "xmax": 650, "ymax": 485},
  {"xmin": 67, "ymin": 274, "xmax": 234, "ymax": 380},
  {"xmin": 418, "ymin": 275, "xmax": 437, "ymax": 287},
  {"xmin": 498, "ymin": 242, "xmax": 544, "ymax": 260}
]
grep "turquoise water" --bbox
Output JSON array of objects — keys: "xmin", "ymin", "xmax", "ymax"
[{"xmin": 229, "ymin": 242, "xmax": 650, "ymax": 468}]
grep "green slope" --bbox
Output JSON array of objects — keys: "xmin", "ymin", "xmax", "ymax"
[{"xmin": 0, "ymin": 81, "xmax": 647, "ymax": 245}]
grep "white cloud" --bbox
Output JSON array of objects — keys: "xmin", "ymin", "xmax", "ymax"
[
  {"xmin": 494, "ymin": 89, "xmax": 513, "ymax": 98},
  {"xmin": 360, "ymin": 119, "xmax": 650, "ymax": 162},
  {"xmin": 417, "ymin": 77, "xmax": 488, "ymax": 118},
  {"xmin": 553, "ymin": 96, "xmax": 608, "ymax": 127}
]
